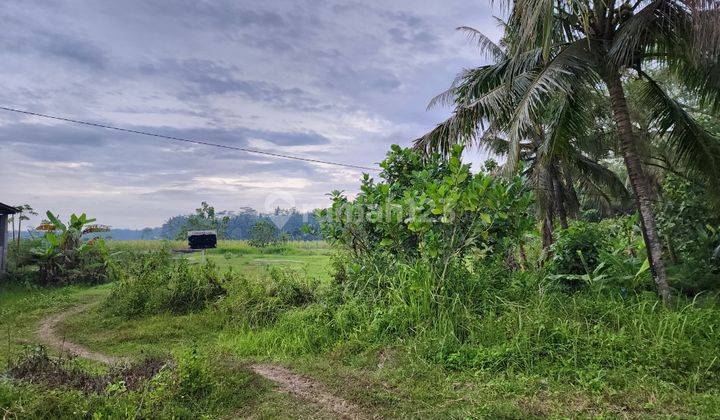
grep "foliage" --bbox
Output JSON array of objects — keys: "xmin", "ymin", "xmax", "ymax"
[
  {"xmin": 104, "ymin": 249, "xmax": 227, "ymax": 317},
  {"xmin": 418, "ymin": 0, "xmax": 720, "ymax": 302},
  {"xmin": 7, "ymin": 204, "xmax": 38, "ymax": 250},
  {"xmin": 228, "ymin": 255, "xmax": 720, "ymax": 399},
  {"xmin": 319, "ymin": 145, "xmax": 533, "ymax": 278},
  {"xmin": 159, "ymin": 207, "xmax": 322, "ymax": 241},
  {"xmin": 5, "ymin": 238, "xmax": 720, "ymax": 416},
  {"xmin": 26, "ymin": 212, "xmax": 112, "ymax": 286},
  {"xmin": 174, "ymin": 202, "xmax": 230, "ymax": 240},
  {"xmin": 549, "ymin": 221, "xmax": 608, "ymax": 288},
  {"xmin": 0, "ymin": 345, "xmax": 261, "ymax": 419},
  {"xmin": 249, "ymin": 220, "xmax": 280, "ymax": 248},
  {"xmin": 224, "ymin": 266, "xmax": 317, "ymax": 328},
  {"xmin": 655, "ymin": 173, "xmax": 720, "ymax": 293}
]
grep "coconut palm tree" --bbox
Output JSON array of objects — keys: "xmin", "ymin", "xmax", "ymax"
[
  {"xmin": 493, "ymin": 0, "xmax": 720, "ymax": 303},
  {"xmin": 416, "ymin": 26, "xmax": 629, "ymax": 251}
]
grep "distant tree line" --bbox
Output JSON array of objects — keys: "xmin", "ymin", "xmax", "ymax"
[{"xmin": 144, "ymin": 203, "xmax": 322, "ymax": 241}]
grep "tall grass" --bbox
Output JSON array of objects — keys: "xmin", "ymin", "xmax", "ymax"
[{"xmin": 219, "ymin": 258, "xmax": 720, "ymax": 393}]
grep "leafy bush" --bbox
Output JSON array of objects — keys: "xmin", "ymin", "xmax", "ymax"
[
  {"xmin": 174, "ymin": 347, "xmax": 214, "ymax": 400},
  {"xmin": 104, "ymin": 249, "xmax": 227, "ymax": 317},
  {"xmin": 655, "ymin": 174, "xmax": 720, "ymax": 294},
  {"xmin": 249, "ymin": 220, "xmax": 279, "ymax": 247},
  {"xmin": 319, "ymin": 145, "xmax": 532, "ymax": 281},
  {"xmin": 549, "ymin": 221, "xmax": 607, "ymax": 288},
  {"xmin": 3, "ymin": 238, "xmax": 43, "ymax": 284}
]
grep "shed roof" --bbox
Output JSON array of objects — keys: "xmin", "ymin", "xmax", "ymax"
[
  {"xmin": 0, "ymin": 202, "xmax": 20, "ymax": 215},
  {"xmin": 187, "ymin": 230, "xmax": 217, "ymax": 236}
]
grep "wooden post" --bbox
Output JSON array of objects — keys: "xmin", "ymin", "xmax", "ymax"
[{"xmin": 0, "ymin": 214, "xmax": 8, "ymax": 274}]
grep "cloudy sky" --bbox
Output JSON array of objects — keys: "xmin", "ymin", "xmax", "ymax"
[{"xmin": 1, "ymin": 0, "xmax": 500, "ymax": 229}]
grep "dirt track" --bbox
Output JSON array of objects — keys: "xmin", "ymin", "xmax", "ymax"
[
  {"xmin": 36, "ymin": 303, "xmax": 125, "ymax": 365},
  {"xmin": 251, "ymin": 363, "xmax": 365, "ymax": 419},
  {"xmin": 37, "ymin": 303, "xmax": 365, "ymax": 419}
]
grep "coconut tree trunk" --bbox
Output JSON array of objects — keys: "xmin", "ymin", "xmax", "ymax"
[
  {"xmin": 549, "ymin": 165, "xmax": 569, "ymax": 229},
  {"xmin": 605, "ymin": 70, "xmax": 672, "ymax": 304},
  {"xmin": 563, "ymin": 170, "xmax": 581, "ymax": 219},
  {"xmin": 541, "ymin": 213, "xmax": 554, "ymax": 252}
]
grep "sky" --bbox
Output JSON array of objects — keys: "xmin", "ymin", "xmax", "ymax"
[{"xmin": 1, "ymin": 0, "xmax": 501, "ymax": 229}]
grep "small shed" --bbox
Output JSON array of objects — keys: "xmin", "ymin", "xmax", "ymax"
[
  {"xmin": 187, "ymin": 230, "xmax": 217, "ymax": 250},
  {"xmin": 0, "ymin": 202, "xmax": 20, "ymax": 274}
]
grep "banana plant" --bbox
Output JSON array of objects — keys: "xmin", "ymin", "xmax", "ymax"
[
  {"xmin": 32, "ymin": 211, "xmax": 111, "ymax": 285},
  {"xmin": 37, "ymin": 211, "xmax": 109, "ymax": 251}
]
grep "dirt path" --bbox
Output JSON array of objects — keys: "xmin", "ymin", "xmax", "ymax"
[
  {"xmin": 37, "ymin": 304, "xmax": 365, "ymax": 419},
  {"xmin": 250, "ymin": 364, "xmax": 365, "ymax": 419},
  {"xmin": 37, "ymin": 303, "xmax": 126, "ymax": 365}
]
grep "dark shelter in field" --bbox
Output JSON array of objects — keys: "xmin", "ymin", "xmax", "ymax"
[
  {"xmin": 0, "ymin": 202, "xmax": 20, "ymax": 274},
  {"xmin": 188, "ymin": 230, "xmax": 217, "ymax": 250}
]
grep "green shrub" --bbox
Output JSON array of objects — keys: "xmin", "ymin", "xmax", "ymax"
[
  {"xmin": 224, "ymin": 266, "xmax": 317, "ymax": 328},
  {"xmin": 248, "ymin": 220, "xmax": 279, "ymax": 247},
  {"xmin": 104, "ymin": 250, "xmax": 227, "ymax": 317},
  {"xmin": 319, "ymin": 145, "xmax": 533, "ymax": 288},
  {"xmin": 655, "ymin": 173, "xmax": 720, "ymax": 294},
  {"xmin": 175, "ymin": 347, "xmax": 213, "ymax": 400},
  {"xmin": 14, "ymin": 212, "xmax": 115, "ymax": 286},
  {"xmin": 549, "ymin": 221, "xmax": 607, "ymax": 288}
]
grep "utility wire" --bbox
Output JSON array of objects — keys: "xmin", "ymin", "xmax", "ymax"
[{"xmin": 0, "ymin": 106, "xmax": 380, "ymax": 172}]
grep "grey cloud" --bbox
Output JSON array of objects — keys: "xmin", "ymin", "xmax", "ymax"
[
  {"xmin": 0, "ymin": 123, "xmax": 110, "ymax": 150},
  {"xmin": 138, "ymin": 59, "xmax": 326, "ymax": 110},
  {"xmin": 1, "ymin": 122, "xmax": 330, "ymax": 167},
  {"xmin": 245, "ymin": 130, "xmax": 330, "ymax": 147},
  {"xmin": 136, "ymin": 1, "xmax": 285, "ymax": 28},
  {"xmin": 322, "ymin": 65, "xmax": 401, "ymax": 93},
  {"xmin": 0, "ymin": 29, "xmax": 107, "ymax": 69}
]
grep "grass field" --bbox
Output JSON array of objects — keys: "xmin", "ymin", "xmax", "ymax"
[
  {"xmin": 1, "ymin": 240, "xmax": 339, "ymax": 418},
  {"xmin": 3, "ymin": 240, "xmax": 720, "ymax": 418}
]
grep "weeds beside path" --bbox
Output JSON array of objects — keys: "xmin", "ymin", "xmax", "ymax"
[{"xmin": 36, "ymin": 303, "xmax": 366, "ymax": 419}]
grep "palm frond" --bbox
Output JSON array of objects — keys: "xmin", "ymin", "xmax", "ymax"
[
  {"xmin": 539, "ymin": 85, "xmax": 596, "ymax": 165},
  {"xmin": 684, "ymin": 0, "xmax": 720, "ymax": 58},
  {"xmin": 667, "ymin": 49, "xmax": 720, "ymax": 114},
  {"xmin": 456, "ymin": 26, "xmax": 506, "ymax": 61},
  {"xmin": 505, "ymin": 40, "xmax": 596, "ymax": 169},
  {"xmin": 637, "ymin": 74, "xmax": 720, "ymax": 191},
  {"xmin": 610, "ymin": 0, "xmax": 687, "ymax": 68},
  {"xmin": 573, "ymin": 155, "xmax": 631, "ymax": 200}
]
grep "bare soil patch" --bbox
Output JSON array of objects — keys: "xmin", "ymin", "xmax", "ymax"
[{"xmin": 250, "ymin": 363, "xmax": 366, "ymax": 419}]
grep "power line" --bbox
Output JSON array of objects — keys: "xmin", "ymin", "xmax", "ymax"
[{"xmin": 0, "ymin": 106, "xmax": 380, "ymax": 172}]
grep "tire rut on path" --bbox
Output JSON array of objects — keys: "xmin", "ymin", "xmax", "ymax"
[
  {"xmin": 36, "ymin": 304, "xmax": 366, "ymax": 419},
  {"xmin": 37, "ymin": 303, "xmax": 125, "ymax": 365},
  {"xmin": 250, "ymin": 363, "xmax": 366, "ymax": 419}
]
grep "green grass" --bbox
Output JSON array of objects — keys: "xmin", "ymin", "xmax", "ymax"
[
  {"xmin": 1, "ymin": 240, "xmax": 335, "ymax": 419},
  {"xmin": 110, "ymin": 239, "xmax": 332, "ymax": 280},
  {"xmin": 0, "ymin": 284, "xmax": 106, "ymax": 369},
  {"xmin": 4, "ymin": 239, "xmax": 720, "ymax": 418}
]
